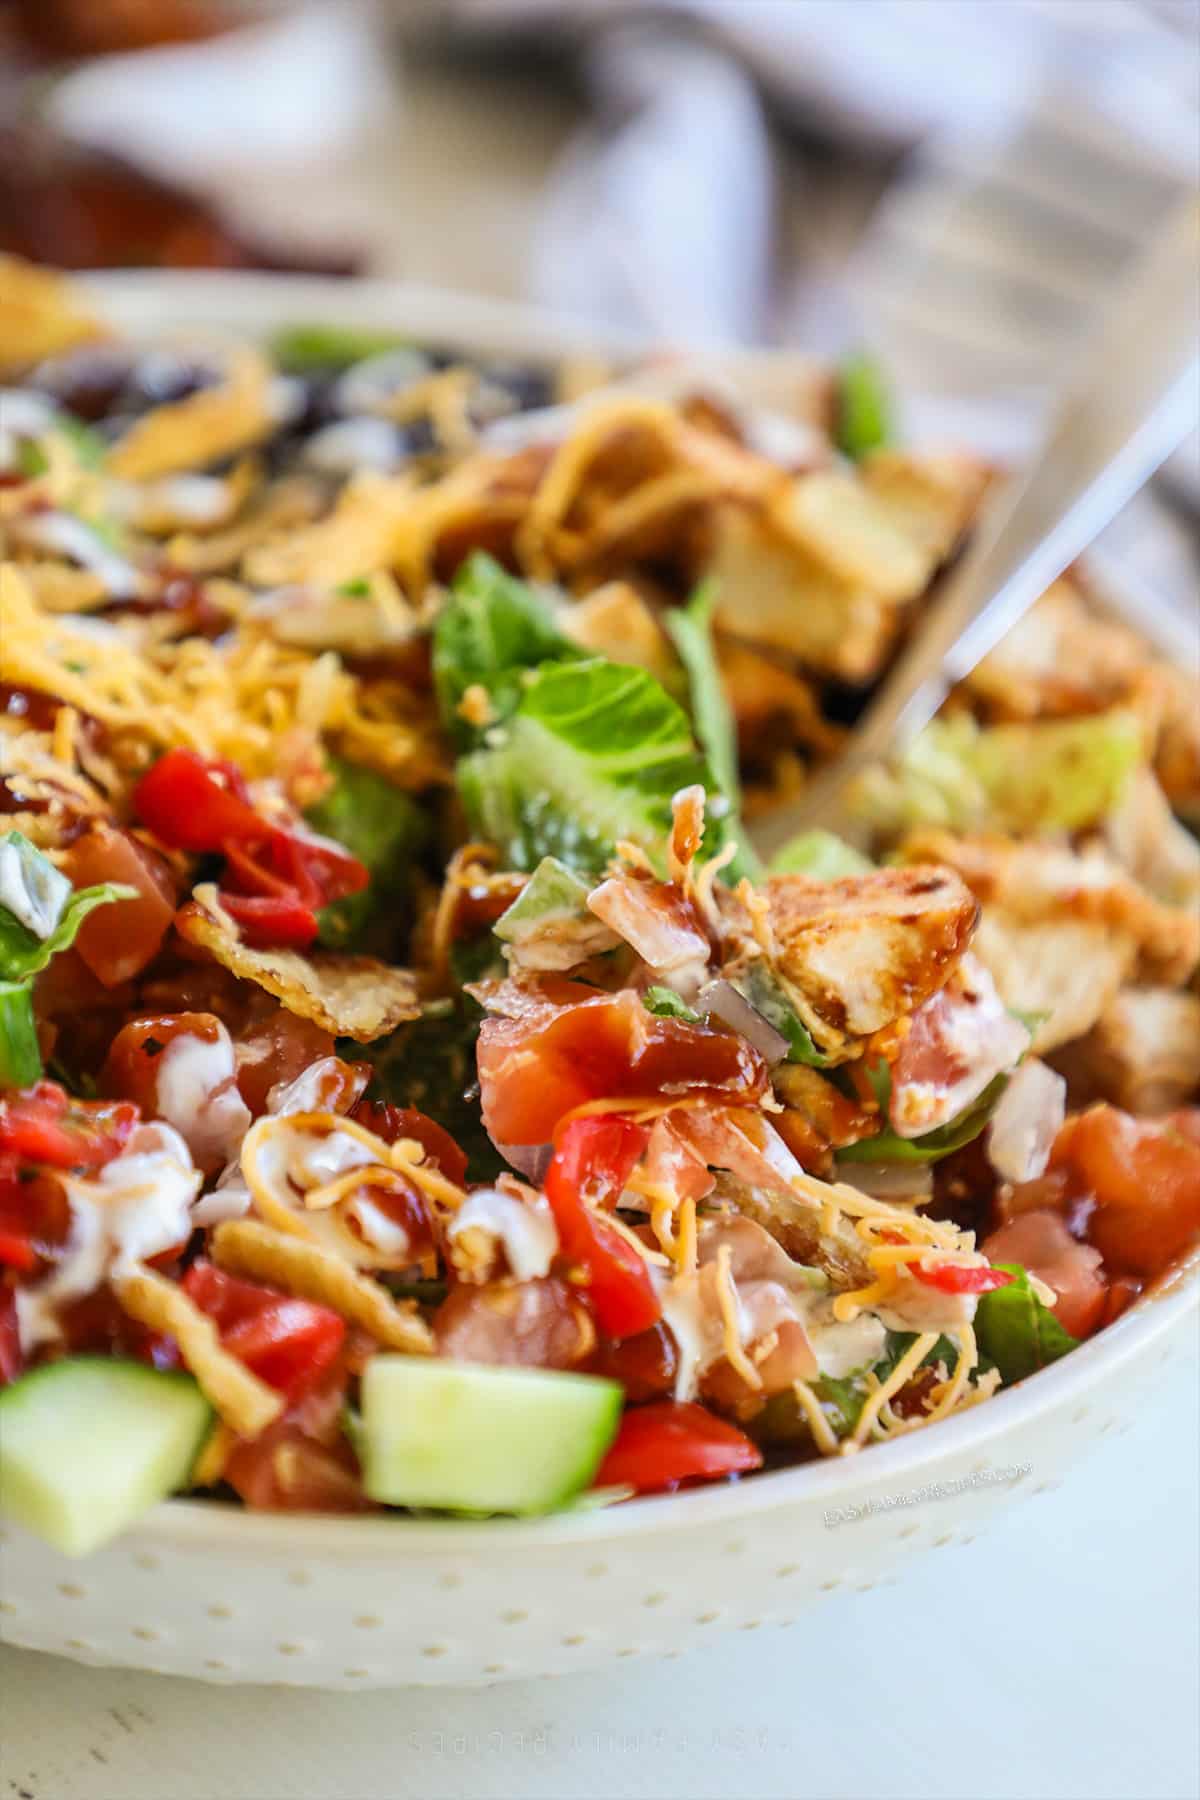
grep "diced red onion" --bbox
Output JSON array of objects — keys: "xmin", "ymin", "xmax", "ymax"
[
  {"xmin": 987, "ymin": 1059, "xmax": 1066, "ymax": 1184},
  {"xmin": 493, "ymin": 1139, "xmax": 554, "ymax": 1186},
  {"xmin": 696, "ymin": 979, "xmax": 790, "ymax": 1065},
  {"xmin": 838, "ymin": 1162, "xmax": 934, "ymax": 1202}
]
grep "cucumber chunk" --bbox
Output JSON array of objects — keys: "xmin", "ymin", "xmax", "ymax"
[
  {"xmin": 0, "ymin": 1358, "xmax": 213, "ymax": 1555},
  {"xmin": 361, "ymin": 1357, "xmax": 622, "ymax": 1515}
]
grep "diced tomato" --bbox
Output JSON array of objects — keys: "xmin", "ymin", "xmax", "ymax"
[
  {"xmin": 61, "ymin": 825, "xmax": 176, "ymax": 986},
  {"xmin": 544, "ymin": 1117, "xmax": 660, "ymax": 1340},
  {"xmin": 102, "ymin": 1012, "xmax": 219, "ymax": 1116},
  {"xmin": 235, "ymin": 1010, "xmax": 337, "ymax": 1116},
  {"xmin": 350, "ymin": 1100, "xmax": 468, "ymax": 1188},
  {"xmin": 588, "ymin": 1321, "xmax": 679, "ymax": 1403},
  {"xmin": 0, "ymin": 1287, "xmax": 23, "ymax": 1386},
  {"xmin": 223, "ymin": 828, "xmax": 367, "ymax": 913},
  {"xmin": 477, "ymin": 980, "xmax": 768, "ymax": 1147},
  {"xmin": 594, "ymin": 1401, "xmax": 762, "ymax": 1494},
  {"xmin": 133, "ymin": 748, "xmax": 262, "ymax": 850},
  {"xmin": 981, "ymin": 1210, "xmax": 1108, "ymax": 1339},
  {"xmin": 1053, "ymin": 1105, "xmax": 1200, "ymax": 1278},
  {"xmin": 0, "ymin": 1081, "xmax": 138, "ymax": 1172},
  {"xmin": 59, "ymin": 1287, "xmax": 181, "ymax": 1370},
  {"xmin": 182, "ymin": 1261, "xmax": 345, "ymax": 1400},
  {"xmin": 219, "ymin": 890, "xmax": 319, "ymax": 949},
  {"xmin": 221, "ymin": 1371, "xmax": 372, "ymax": 1513},
  {"xmin": 913, "ymin": 1262, "xmax": 1015, "ymax": 1296},
  {"xmin": 434, "ymin": 1276, "xmax": 588, "ymax": 1369}
]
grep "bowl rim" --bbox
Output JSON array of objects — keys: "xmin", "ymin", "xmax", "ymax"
[{"xmin": 40, "ymin": 268, "xmax": 1198, "ymax": 1558}]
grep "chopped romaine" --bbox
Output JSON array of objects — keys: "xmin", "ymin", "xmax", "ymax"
[
  {"xmin": 0, "ymin": 837, "xmax": 133, "ymax": 984},
  {"xmin": 360, "ymin": 1000, "xmax": 505, "ymax": 1183},
  {"xmin": 305, "ymin": 757, "xmax": 429, "ymax": 953},
  {"xmin": 768, "ymin": 828, "xmax": 873, "ymax": 880},
  {"xmin": 973, "ymin": 1263, "xmax": 1079, "ymax": 1383},
  {"xmin": 642, "ymin": 985, "xmax": 702, "ymax": 1023},
  {"xmin": 664, "ymin": 580, "xmax": 741, "ymax": 814},
  {"xmin": 433, "ymin": 553, "xmax": 582, "ymax": 748},
  {"xmin": 835, "ymin": 352, "xmax": 893, "ymax": 462},
  {"xmin": 457, "ymin": 657, "xmax": 725, "ymax": 877},
  {"xmin": 492, "ymin": 856, "xmax": 592, "ymax": 944},
  {"xmin": 837, "ymin": 1059, "xmax": 1009, "ymax": 1165},
  {"xmin": 0, "ymin": 979, "xmax": 42, "ymax": 1086},
  {"xmin": 729, "ymin": 959, "xmax": 831, "ymax": 1068},
  {"xmin": 269, "ymin": 322, "xmax": 413, "ymax": 371},
  {"xmin": 0, "ymin": 831, "xmax": 70, "ymax": 942},
  {"xmin": 853, "ymin": 711, "xmax": 1143, "ymax": 838}
]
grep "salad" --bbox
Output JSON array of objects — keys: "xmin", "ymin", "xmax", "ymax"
[{"xmin": 0, "ymin": 258, "xmax": 1196, "ymax": 1556}]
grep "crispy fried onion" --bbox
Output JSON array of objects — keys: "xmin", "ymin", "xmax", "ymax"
[
  {"xmin": 177, "ymin": 889, "xmax": 421, "ymax": 1040},
  {"xmin": 211, "ymin": 1219, "xmax": 432, "ymax": 1355}
]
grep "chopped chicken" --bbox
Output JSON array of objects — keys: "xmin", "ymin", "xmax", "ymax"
[
  {"xmin": 724, "ymin": 864, "xmax": 979, "ymax": 1061},
  {"xmin": 901, "ymin": 830, "xmax": 1200, "ymax": 1054},
  {"xmin": 558, "ymin": 579, "xmax": 678, "ymax": 685},
  {"xmin": 1052, "ymin": 988, "xmax": 1200, "ymax": 1115}
]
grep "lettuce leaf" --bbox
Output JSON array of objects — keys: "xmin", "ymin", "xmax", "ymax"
[
  {"xmin": 269, "ymin": 322, "xmax": 413, "ymax": 371},
  {"xmin": 359, "ymin": 999, "xmax": 506, "ymax": 1182},
  {"xmin": 835, "ymin": 352, "xmax": 893, "ymax": 462},
  {"xmin": 836, "ymin": 1058, "xmax": 1009, "ymax": 1165},
  {"xmin": 305, "ymin": 757, "xmax": 429, "ymax": 953},
  {"xmin": 642, "ymin": 985, "xmax": 702, "ymax": 1023},
  {"xmin": 664, "ymin": 580, "xmax": 740, "ymax": 814},
  {"xmin": 433, "ymin": 553, "xmax": 583, "ymax": 748},
  {"xmin": 974, "ymin": 1263, "xmax": 1079, "ymax": 1384},
  {"xmin": 768, "ymin": 829, "xmax": 873, "ymax": 880},
  {"xmin": 0, "ymin": 851, "xmax": 133, "ymax": 984},
  {"xmin": 853, "ymin": 711, "xmax": 1143, "ymax": 839},
  {"xmin": 457, "ymin": 657, "xmax": 727, "ymax": 876}
]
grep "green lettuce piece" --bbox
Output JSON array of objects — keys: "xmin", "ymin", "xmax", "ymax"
[
  {"xmin": 730, "ymin": 959, "xmax": 831, "ymax": 1068},
  {"xmin": 642, "ymin": 985, "xmax": 702, "ymax": 1023},
  {"xmin": 974, "ymin": 1264, "xmax": 1079, "ymax": 1384},
  {"xmin": 837, "ymin": 1059, "xmax": 1009, "ymax": 1165},
  {"xmin": 768, "ymin": 829, "xmax": 873, "ymax": 880},
  {"xmin": 305, "ymin": 758, "xmax": 429, "ymax": 953},
  {"xmin": 17, "ymin": 414, "xmax": 106, "ymax": 477},
  {"xmin": 0, "ymin": 979, "xmax": 43, "ymax": 1086},
  {"xmin": 0, "ymin": 833, "xmax": 133, "ymax": 983},
  {"xmin": 492, "ymin": 856, "xmax": 592, "ymax": 944},
  {"xmin": 664, "ymin": 581, "xmax": 740, "ymax": 813},
  {"xmin": 457, "ymin": 657, "xmax": 727, "ymax": 877},
  {"xmin": 432, "ymin": 553, "xmax": 584, "ymax": 749},
  {"xmin": 853, "ymin": 711, "xmax": 1143, "ymax": 839},
  {"xmin": 835, "ymin": 352, "xmax": 893, "ymax": 462},
  {"xmin": 269, "ymin": 323, "xmax": 413, "ymax": 371}
]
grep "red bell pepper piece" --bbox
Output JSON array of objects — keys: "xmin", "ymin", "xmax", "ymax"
[
  {"xmin": 182, "ymin": 1261, "xmax": 345, "ymax": 1399},
  {"xmin": 133, "ymin": 748, "xmax": 263, "ymax": 850},
  {"xmin": 912, "ymin": 1262, "xmax": 1015, "ymax": 1295},
  {"xmin": 219, "ymin": 891, "xmax": 319, "ymax": 950},
  {"xmin": 544, "ymin": 1116, "xmax": 660, "ymax": 1340},
  {"xmin": 595, "ymin": 1401, "xmax": 762, "ymax": 1494}
]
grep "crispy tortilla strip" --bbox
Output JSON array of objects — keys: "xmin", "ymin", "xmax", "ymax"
[
  {"xmin": 177, "ymin": 890, "xmax": 421, "ymax": 1041},
  {"xmin": 191, "ymin": 1422, "xmax": 236, "ymax": 1489},
  {"xmin": 106, "ymin": 346, "xmax": 275, "ymax": 481},
  {"xmin": 212, "ymin": 1219, "xmax": 433, "ymax": 1354},
  {"xmin": 0, "ymin": 255, "xmax": 104, "ymax": 370},
  {"xmin": 243, "ymin": 471, "xmax": 418, "ymax": 590},
  {"xmin": 113, "ymin": 1265, "xmax": 283, "ymax": 1440}
]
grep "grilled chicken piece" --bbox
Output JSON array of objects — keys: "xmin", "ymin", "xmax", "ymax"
[
  {"xmin": 723, "ymin": 865, "xmax": 979, "ymax": 1062},
  {"xmin": 1052, "ymin": 988, "xmax": 1200, "ymax": 1115},
  {"xmin": 901, "ymin": 830, "xmax": 1200, "ymax": 1055}
]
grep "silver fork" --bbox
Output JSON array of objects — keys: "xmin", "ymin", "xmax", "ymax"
[{"xmin": 750, "ymin": 196, "xmax": 1200, "ymax": 861}]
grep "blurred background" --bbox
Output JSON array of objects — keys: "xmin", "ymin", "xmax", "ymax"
[{"xmin": 1, "ymin": 0, "xmax": 1197, "ymax": 586}]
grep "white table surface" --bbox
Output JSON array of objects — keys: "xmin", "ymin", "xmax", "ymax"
[{"xmin": 1, "ymin": 1358, "xmax": 1195, "ymax": 1800}]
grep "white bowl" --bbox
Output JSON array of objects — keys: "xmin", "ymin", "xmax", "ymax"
[{"xmin": 1, "ymin": 273, "xmax": 1194, "ymax": 1688}]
